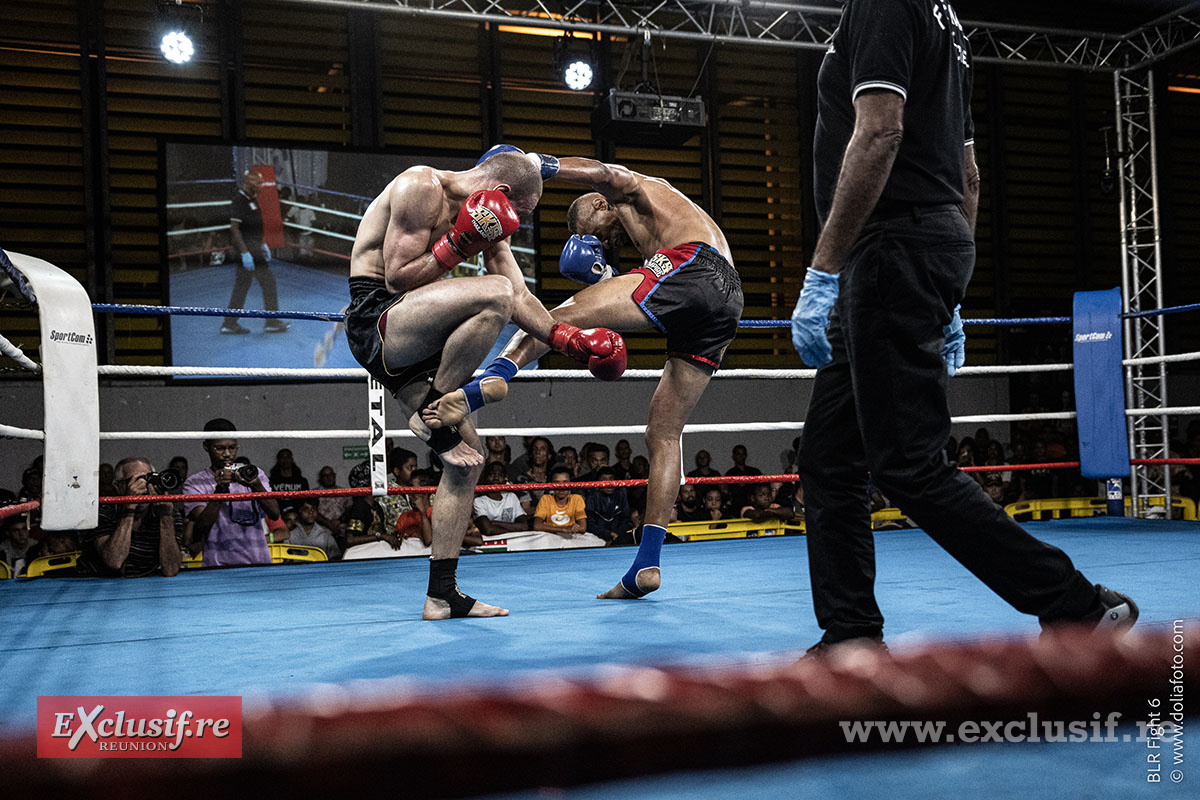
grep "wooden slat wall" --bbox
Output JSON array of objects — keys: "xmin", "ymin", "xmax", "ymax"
[
  {"xmin": 379, "ymin": 17, "xmax": 480, "ymax": 152},
  {"xmin": 714, "ymin": 46, "xmax": 803, "ymax": 367},
  {"xmin": 0, "ymin": 2, "xmax": 1193, "ymax": 373},
  {"xmin": 0, "ymin": 0, "xmax": 85, "ymax": 362},
  {"xmin": 103, "ymin": 0, "xmax": 222, "ymax": 363}
]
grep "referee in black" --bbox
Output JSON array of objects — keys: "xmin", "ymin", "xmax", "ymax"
[
  {"xmin": 222, "ymin": 169, "xmax": 289, "ymax": 334},
  {"xmin": 789, "ymin": 0, "xmax": 1136, "ymax": 652}
]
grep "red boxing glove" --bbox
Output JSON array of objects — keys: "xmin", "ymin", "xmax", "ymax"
[
  {"xmin": 432, "ymin": 189, "xmax": 521, "ymax": 270},
  {"xmin": 549, "ymin": 322, "xmax": 627, "ymax": 381}
]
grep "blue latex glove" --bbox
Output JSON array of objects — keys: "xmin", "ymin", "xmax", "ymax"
[
  {"xmin": 260, "ymin": 243, "xmax": 271, "ymax": 261},
  {"xmin": 790, "ymin": 267, "xmax": 840, "ymax": 368},
  {"xmin": 559, "ymin": 234, "xmax": 616, "ymax": 285},
  {"xmin": 942, "ymin": 303, "xmax": 965, "ymax": 376},
  {"xmin": 240, "ymin": 251, "xmax": 254, "ymax": 270}
]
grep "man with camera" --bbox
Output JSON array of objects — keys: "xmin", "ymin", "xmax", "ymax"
[
  {"xmin": 76, "ymin": 457, "xmax": 183, "ymax": 578},
  {"xmin": 183, "ymin": 418, "xmax": 282, "ymax": 567}
]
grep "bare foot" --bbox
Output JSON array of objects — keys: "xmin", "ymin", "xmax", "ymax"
[
  {"xmin": 597, "ymin": 566, "xmax": 660, "ymax": 599},
  {"xmin": 406, "ymin": 411, "xmax": 483, "ymax": 467},
  {"xmin": 422, "ymin": 595, "xmax": 510, "ymax": 619},
  {"xmin": 422, "ymin": 378, "xmax": 508, "ymax": 429}
]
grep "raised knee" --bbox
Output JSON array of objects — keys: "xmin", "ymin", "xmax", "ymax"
[{"xmin": 483, "ymin": 277, "xmax": 515, "ymax": 314}]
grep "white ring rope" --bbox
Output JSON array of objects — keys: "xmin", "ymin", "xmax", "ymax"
[
  {"xmin": 0, "ymin": 333, "xmax": 41, "ymax": 373},
  {"xmin": 0, "ymin": 423, "xmax": 44, "ymax": 440}
]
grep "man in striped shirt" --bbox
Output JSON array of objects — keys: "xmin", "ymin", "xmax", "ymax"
[{"xmin": 77, "ymin": 457, "xmax": 183, "ymax": 578}]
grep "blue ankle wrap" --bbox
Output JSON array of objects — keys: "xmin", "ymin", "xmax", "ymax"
[
  {"xmin": 461, "ymin": 357, "xmax": 519, "ymax": 413},
  {"xmin": 620, "ymin": 524, "xmax": 667, "ymax": 597}
]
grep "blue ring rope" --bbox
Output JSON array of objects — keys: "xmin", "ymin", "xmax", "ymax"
[{"xmin": 88, "ymin": 302, "xmax": 1198, "ymax": 327}]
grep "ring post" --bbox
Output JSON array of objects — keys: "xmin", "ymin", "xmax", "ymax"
[
  {"xmin": 1072, "ymin": 288, "xmax": 1130, "ymax": 513},
  {"xmin": 2, "ymin": 250, "xmax": 100, "ymax": 530},
  {"xmin": 367, "ymin": 377, "xmax": 388, "ymax": 497}
]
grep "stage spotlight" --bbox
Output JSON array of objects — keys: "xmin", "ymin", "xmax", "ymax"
[
  {"xmin": 160, "ymin": 29, "xmax": 194, "ymax": 64},
  {"xmin": 564, "ymin": 59, "xmax": 594, "ymax": 91}
]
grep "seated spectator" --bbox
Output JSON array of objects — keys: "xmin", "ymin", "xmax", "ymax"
[
  {"xmin": 686, "ymin": 450, "xmax": 720, "ymax": 479},
  {"xmin": 25, "ymin": 530, "xmax": 79, "ymax": 566},
  {"xmin": 341, "ymin": 461, "xmax": 404, "ymax": 554},
  {"xmin": 700, "ymin": 487, "xmax": 726, "ymax": 521},
  {"xmin": 484, "ymin": 436, "xmax": 511, "ymax": 471},
  {"xmin": 739, "ymin": 484, "xmax": 797, "ymax": 524},
  {"xmin": 1, "ymin": 516, "xmax": 32, "ymax": 575},
  {"xmin": 517, "ymin": 436, "xmax": 554, "ymax": 501},
  {"xmin": 627, "ymin": 455, "xmax": 650, "ymax": 517},
  {"xmin": 675, "ymin": 484, "xmax": 707, "ymax": 522},
  {"xmin": 983, "ymin": 475, "xmax": 1007, "ymax": 507},
  {"xmin": 725, "ymin": 444, "xmax": 763, "ymax": 510},
  {"xmin": 168, "ymin": 456, "xmax": 189, "ymax": 482},
  {"xmin": 586, "ymin": 466, "xmax": 633, "ymax": 545},
  {"xmin": 533, "ymin": 466, "xmax": 588, "ymax": 537},
  {"xmin": 381, "ymin": 447, "xmax": 418, "ymax": 532},
  {"xmin": 277, "ymin": 505, "xmax": 298, "ymax": 542},
  {"xmin": 269, "ymin": 448, "xmax": 310, "ymax": 493},
  {"xmin": 577, "ymin": 443, "xmax": 611, "ymax": 483},
  {"xmin": 76, "ymin": 457, "xmax": 183, "ymax": 577},
  {"xmin": 183, "ymin": 418, "xmax": 281, "ymax": 567},
  {"xmin": 315, "ymin": 464, "xmax": 351, "ymax": 536},
  {"xmin": 612, "ymin": 439, "xmax": 634, "ymax": 480},
  {"xmin": 288, "ymin": 498, "xmax": 341, "ymax": 559},
  {"xmin": 98, "ymin": 462, "xmax": 116, "ymax": 497},
  {"xmin": 473, "ymin": 462, "xmax": 531, "ymax": 537},
  {"xmin": 557, "ymin": 445, "xmax": 579, "ymax": 477}
]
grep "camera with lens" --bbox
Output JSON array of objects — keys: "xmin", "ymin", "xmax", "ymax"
[
  {"xmin": 235, "ymin": 464, "xmax": 259, "ymax": 484},
  {"xmin": 143, "ymin": 469, "xmax": 181, "ymax": 492}
]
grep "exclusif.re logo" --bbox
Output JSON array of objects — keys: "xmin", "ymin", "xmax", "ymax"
[
  {"xmin": 470, "ymin": 206, "xmax": 503, "ymax": 240},
  {"xmin": 37, "ymin": 696, "xmax": 242, "ymax": 759},
  {"xmin": 49, "ymin": 329, "xmax": 93, "ymax": 346}
]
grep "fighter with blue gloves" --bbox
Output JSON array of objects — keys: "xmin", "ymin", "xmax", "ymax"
[{"xmin": 436, "ymin": 146, "xmax": 743, "ymax": 602}]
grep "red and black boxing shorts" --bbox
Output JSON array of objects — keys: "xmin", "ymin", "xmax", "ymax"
[
  {"xmin": 345, "ymin": 276, "xmax": 441, "ymax": 396},
  {"xmin": 630, "ymin": 242, "xmax": 744, "ymax": 374}
]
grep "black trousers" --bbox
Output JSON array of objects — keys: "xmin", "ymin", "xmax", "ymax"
[
  {"xmin": 798, "ymin": 206, "xmax": 1099, "ymax": 643},
  {"xmin": 224, "ymin": 252, "xmax": 279, "ymax": 325}
]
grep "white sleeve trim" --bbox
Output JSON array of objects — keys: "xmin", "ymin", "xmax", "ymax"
[
  {"xmin": 852, "ymin": 81, "xmax": 908, "ymax": 101},
  {"xmin": 964, "ymin": 138, "xmax": 975, "ymax": 147}
]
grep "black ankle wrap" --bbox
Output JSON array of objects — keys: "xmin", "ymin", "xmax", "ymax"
[{"xmin": 427, "ymin": 557, "xmax": 477, "ymax": 618}]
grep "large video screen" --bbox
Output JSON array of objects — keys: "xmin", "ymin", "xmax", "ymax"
[{"xmin": 164, "ymin": 143, "xmax": 538, "ymax": 374}]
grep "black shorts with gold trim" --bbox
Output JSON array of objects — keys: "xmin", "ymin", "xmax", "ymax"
[{"xmin": 345, "ymin": 276, "xmax": 441, "ymax": 396}]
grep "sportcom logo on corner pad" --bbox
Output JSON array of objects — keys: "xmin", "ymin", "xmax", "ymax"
[{"xmin": 37, "ymin": 696, "xmax": 242, "ymax": 758}]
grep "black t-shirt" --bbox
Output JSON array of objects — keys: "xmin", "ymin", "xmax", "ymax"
[
  {"xmin": 230, "ymin": 190, "xmax": 264, "ymax": 244},
  {"xmin": 341, "ymin": 497, "xmax": 386, "ymax": 539},
  {"xmin": 76, "ymin": 503, "xmax": 183, "ymax": 577},
  {"xmin": 813, "ymin": 0, "xmax": 974, "ymax": 222}
]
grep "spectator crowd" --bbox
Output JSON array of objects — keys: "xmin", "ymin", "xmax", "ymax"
[{"xmin": 4, "ymin": 411, "xmax": 1199, "ymax": 578}]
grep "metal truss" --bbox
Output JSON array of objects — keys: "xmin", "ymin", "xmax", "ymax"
[
  {"xmin": 1115, "ymin": 68, "xmax": 1172, "ymax": 517},
  {"xmin": 294, "ymin": 0, "xmax": 1200, "ymax": 70}
]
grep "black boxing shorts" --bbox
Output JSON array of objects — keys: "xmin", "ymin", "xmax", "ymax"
[
  {"xmin": 345, "ymin": 276, "xmax": 441, "ymax": 396},
  {"xmin": 630, "ymin": 242, "xmax": 744, "ymax": 374}
]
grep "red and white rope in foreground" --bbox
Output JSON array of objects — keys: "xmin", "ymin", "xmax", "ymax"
[{"xmin": 1, "ymin": 626, "xmax": 1193, "ymax": 799}]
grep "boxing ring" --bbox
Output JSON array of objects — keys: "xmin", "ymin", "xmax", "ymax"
[{"xmin": 1, "ymin": 248, "xmax": 1199, "ymax": 797}]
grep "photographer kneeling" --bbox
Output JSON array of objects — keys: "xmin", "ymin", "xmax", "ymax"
[
  {"xmin": 183, "ymin": 418, "xmax": 281, "ymax": 567},
  {"xmin": 76, "ymin": 457, "xmax": 183, "ymax": 578}
]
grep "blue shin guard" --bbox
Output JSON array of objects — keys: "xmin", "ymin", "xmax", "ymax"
[
  {"xmin": 461, "ymin": 357, "xmax": 519, "ymax": 413},
  {"xmin": 620, "ymin": 524, "xmax": 667, "ymax": 597}
]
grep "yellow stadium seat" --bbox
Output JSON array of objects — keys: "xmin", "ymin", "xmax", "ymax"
[
  {"xmin": 269, "ymin": 543, "xmax": 329, "ymax": 563},
  {"xmin": 23, "ymin": 551, "xmax": 81, "ymax": 578},
  {"xmin": 667, "ymin": 518, "xmax": 796, "ymax": 543},
  {"xmin": 180, "ymin": 551, "xmax": 203, "ymax": 570},
  {"xmin": 0, "ymin": 560, "xmax": 10, "ymax": 579},
  {"xmin": 1005, "ymin": 495, "xmax": 1197, "ymax": 521}
]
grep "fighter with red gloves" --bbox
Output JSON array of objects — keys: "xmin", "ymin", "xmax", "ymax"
[
  {"xmin": 345, "ymin": 150, "xmax": 623, "ymax": 621},
  {"xmin": 436, "ymin": 147, "xmax": 744, "ymax": 602}
]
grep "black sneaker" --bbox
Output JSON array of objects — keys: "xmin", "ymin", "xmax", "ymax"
[
  {"xmin": 1092, "ymin": 584, "xmax": 1138, "ymax": 633},
  {"xmin": 801, "ymin": 635, "xmax": 888, "ymax": 659},
  {"xmin": 263, "ymin": 319, "xmax": 290, "ymax": 333},
  {"xmin": 220, "ymin": 322, "xmax": 250, "ymax": 335}
]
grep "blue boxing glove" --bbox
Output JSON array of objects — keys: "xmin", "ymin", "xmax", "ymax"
[
  {"xmin": 240, "ymin": 251, "xmax": 254, "ymax": 270},
  {"xmin": 560, "ymin": 235, "xmax": 617, "ymax": 285},
  {"xmin": 942, "ymin": 303, "xmax": 965, "ymax": 376},
  {"xmin": 477, "ymin": 144, "xmax": 559, "ymax": 181},
  {"xmin": 790, "ymin": 267, "xmax": 840, "ymax": 368},
  {"xmin": 477, "ymin": 144, "xmax": 524, "ymax": 165}
]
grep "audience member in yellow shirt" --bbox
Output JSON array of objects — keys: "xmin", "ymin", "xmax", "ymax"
[{"xmin": 533, "ymin": 466, "xmax": 588, "ymax": 537}]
